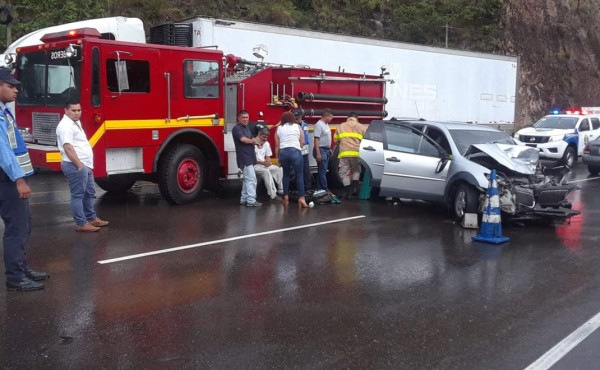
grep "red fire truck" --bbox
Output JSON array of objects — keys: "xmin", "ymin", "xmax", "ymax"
[{"xmin": 11, "ymin": 27, "xmax": 387, "ymax": 204}]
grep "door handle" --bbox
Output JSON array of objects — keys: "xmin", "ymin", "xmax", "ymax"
[
  {"xmin": 363, "ymin": 146, "xmax": 376, "ymax": 151},
  {"xmin": 386, "ymin": 157, "xmax": 401, "ymax": 162}
]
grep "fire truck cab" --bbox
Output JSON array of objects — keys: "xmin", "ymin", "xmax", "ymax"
[{"xmin": 13, "ymin": 26, "xmax": 386, "ymax": 204}]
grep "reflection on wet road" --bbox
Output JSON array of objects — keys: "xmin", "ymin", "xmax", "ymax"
[{"xmin": 1, "ymin": 164, "xmax": 600, "ymax": 369}]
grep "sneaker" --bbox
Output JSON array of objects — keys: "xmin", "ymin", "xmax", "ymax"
[
  {"xmin": 6, "ymin": 277, "xmax": 44, "ymax": 291},
  {"xmin": 246, "ymin": 201, "xmax": 263, "ymax": 207}
]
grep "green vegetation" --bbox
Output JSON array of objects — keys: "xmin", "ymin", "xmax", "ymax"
[{"xmin": 0, "ymin": 0, "xmax": 505, "ymax": 52}]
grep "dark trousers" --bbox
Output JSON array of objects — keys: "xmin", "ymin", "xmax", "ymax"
[
  {"xmin": 0, "ymin": 180, "xmax": 31, "ymax": 283},
  {"xmin": 302, "ymin": 154, "xmax": 311, "ymax": 191},
  {"xmin": 314, "ymin": 147, "xmax": 330, "ymax": 190}
]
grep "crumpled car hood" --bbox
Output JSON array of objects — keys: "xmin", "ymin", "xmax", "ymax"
[{"xmin": 468, "ymin": 144, "xmax": 539, "ymax": 175}]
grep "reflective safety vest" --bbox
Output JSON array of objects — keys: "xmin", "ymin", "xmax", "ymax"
[
  {"xmin": 334, "ymin": 118, "xmax": 367, "ymax": 159},
  {"xmin": 4, "ymin": 109, "xmax": 34, "ymax": 177}
]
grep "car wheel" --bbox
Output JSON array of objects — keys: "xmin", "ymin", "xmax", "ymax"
[
  {"xmin": 589, "ymin": 165, "xmax": 600, "ymax": 176},
  {"xmin": 561, "ymin": 146, "xmax": 576, "ymax": 167},
  {"xmin": 158, "ymin": 143, "xmax": 205, "ymax": 205},
  {"xmin": 453, "ymin": 183, "xmax": 479, "ymax": 221}
]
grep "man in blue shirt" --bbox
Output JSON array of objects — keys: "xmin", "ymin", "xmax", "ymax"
[
  {"xmin": 232, "ymin": 110, "xmax": 261, "ymax": 207},
  {"xmin": 0, "ymin": 68, "xmax": 47, "ymax": 291}
]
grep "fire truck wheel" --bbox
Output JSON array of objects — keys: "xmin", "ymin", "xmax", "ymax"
[
  {"xmin": 96, "ymin": 177, "xmax": 136, "ymax": 193},
  {"xmin": 159, "ymin": 144, "xmax": 206, "ymax": 205},
  {"xmin": 326, "ymin": 145, "xmax": 344, "ymax": 189}
]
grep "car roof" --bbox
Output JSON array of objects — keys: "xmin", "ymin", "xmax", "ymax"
[{"xmin": 382, "ymin": 119, "xmax": 502, "ymax": 132}]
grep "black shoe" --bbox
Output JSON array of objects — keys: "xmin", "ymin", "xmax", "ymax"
[
  {"xmin": 25, "ymin": 269, "xmax": 49, "ymax": 281},
  {"xmin": 6, "ymin": 277, "xmax": 45, "ymax": 291}
]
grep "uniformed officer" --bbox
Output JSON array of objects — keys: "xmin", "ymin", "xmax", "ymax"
[{"xmin": 0, "ymin": 68, "xmax": 48, "ymax": 291}]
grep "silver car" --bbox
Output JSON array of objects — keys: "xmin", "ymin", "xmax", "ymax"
[{"xmin": 359, "ymin": 120, "xmax": 579, "ymax": 222}]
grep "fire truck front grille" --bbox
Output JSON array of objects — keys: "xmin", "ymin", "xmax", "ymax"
[{"xmin": 32, "ymin": 112, "xmax": 61, "ymax": 146}]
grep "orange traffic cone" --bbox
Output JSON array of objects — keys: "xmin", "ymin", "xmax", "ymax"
[{"xmin": 472, "ymin": 169, "xmax": 509, "ymax": 244}]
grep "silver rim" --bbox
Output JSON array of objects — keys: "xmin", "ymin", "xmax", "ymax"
[
  {"xmin": 566, "ymin": 150, "xmax": 574, "ymax": 166},
  {"xmin": 454, "ymin": 187, "xmax": 466, "ymax": 218}
]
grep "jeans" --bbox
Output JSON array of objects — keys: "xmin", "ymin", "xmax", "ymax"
[
  {"xmin": 314, "ymin": 147, "xmax": 330, "ymax": 190},
  {"xmin": 61, "ymin": 162, "xmax": 97, "ymax": 226},
  {"xmin": 241, "ymin": 165, "xmax": 257, "ymax": 204},
  {"xmin": 279, "ymin": 147, "xmax": 304, "ymax": 196},
  {"xmin": 0, "ymin": 180, "xmax": 31, "ymax": 283}
]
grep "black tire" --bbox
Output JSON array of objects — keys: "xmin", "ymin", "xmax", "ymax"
[
  {"xmin": 326, "ymin": 145, "xmax": 344, "ymax": 189},
  {"xmin": 589, "ymin": 165, "xmax": 600, "ymax": 176},
  {"xmin": 158, "ymin": 144, "xmax": 206, "ymax": 205},
  {"xmin": 453, "ymin": 183, "xmax": 479, "ymax": 221},
  {"xmin": 95, "ymin": 177, "xmax": 136, "ymax": 193},
  {"xmin": 561, "ymin": 146, "xmax": 576, "ymax": 167}
]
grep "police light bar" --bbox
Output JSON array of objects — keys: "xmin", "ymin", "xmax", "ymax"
[{"xmin": 40, "ymin": 28, "xmax": 102, "ymax": 43}]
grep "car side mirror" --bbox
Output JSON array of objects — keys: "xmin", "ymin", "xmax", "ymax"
[{"xmin": 435, "ymin": 153, "xmax": 450, "ymax": 173}]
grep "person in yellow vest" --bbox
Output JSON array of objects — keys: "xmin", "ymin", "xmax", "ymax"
[
  {"xmin": 0, "ymin": 68, "xmax": 48, "ymax": 291},
  {"xmin": 334, "ymin": 113, "xmax": 367, "ymax": 199}
]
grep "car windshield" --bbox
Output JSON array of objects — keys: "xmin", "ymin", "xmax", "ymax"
[
  {"xmin": 449, "ymin": 129, "xmax": 515, "ymax": 155},
  {"xmin": 533, "ymin": 116, "xmax": 578, "ymax": 129}
]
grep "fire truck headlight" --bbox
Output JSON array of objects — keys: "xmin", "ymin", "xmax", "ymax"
[
  {"xmin": 4, "ymin": 53, "xmax": 15, "ymax": 66},
  {"xmin": 65, "ymin": 45, "xmax": 76, "ymax": 58}
]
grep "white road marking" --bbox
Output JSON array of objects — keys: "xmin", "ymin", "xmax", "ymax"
[
  {"xmin": 97, "ymin": 215, "xmax": 367, "ymax": 264},
  {"xmin": 569, "ymin": 176, "xmax": 600, "ymax": 184},
  {"xmin": 524, "ymin": 311, "xmax": 600, "ymax": 370}
]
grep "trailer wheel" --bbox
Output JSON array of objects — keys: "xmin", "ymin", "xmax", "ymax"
[
  {"xmin": 158, "ymin": 144, "xmax": 205, "ymax": 205},
  {"xmin": 561, "ymin": 146, "xmax": 576, "ymax": 167},
  {"xmin": 96, "ymin": 177, "xmax": 136, "ymax": 193},
  {"xmin": 453, "ymin": 183, "xmax": 479, "ymax": 221}
]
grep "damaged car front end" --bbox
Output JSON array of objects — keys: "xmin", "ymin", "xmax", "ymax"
[{"xmin": 465, "ymin": 144, "xmax": 579, "ymax": 221}]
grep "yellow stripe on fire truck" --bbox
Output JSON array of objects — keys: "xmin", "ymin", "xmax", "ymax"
[{"xmin": 46, "ymin": 118, "xmax": 224, "ymax": 163}]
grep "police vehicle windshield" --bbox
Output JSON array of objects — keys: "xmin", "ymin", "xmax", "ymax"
[{"xmin": 534, "ymin": 116, "xmax": 578, "ymax": 130}]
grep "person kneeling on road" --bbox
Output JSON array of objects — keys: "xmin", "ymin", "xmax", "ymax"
[
  {"xmin": 254, "ymin": 125, "xmax": 284, "ymax": 202},
  {"xmin": 56, "ymin": 101, "xmax": 109, "ymax": 232}
]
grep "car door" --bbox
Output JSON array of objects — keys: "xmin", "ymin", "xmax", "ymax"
[
  {"xmin": 577, "ymin": 118, "xmax": 591, "ymax": 155},
  {"xmin": 379, "ymin": 123, "xmax": 449, "ymax": 201},
  {"xmin": 359, "ymin": 121, "xmax": 386, "ymax": 185},
  {"xmin": 589, "ymin": 117, "xmax": 600, "ymax": 143}
]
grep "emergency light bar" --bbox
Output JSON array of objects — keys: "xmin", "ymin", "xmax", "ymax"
[{"xmin": 40, "ymin": 27, "xmax": 102, "ymax": 43}]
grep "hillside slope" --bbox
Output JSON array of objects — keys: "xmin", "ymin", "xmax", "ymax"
[{"xmin": 502, "ymin": 0, "xmax": 600, "ymax": 125}]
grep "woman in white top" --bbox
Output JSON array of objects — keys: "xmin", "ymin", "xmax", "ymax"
[{"xmin": 275, "ymin": 111, "xmax": 308, "ymax": 208}]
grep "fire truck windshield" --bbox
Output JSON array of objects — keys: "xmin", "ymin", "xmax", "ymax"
[{"xmin": 16, "ymin": 49, "xmax": 81, "ymax": 107}]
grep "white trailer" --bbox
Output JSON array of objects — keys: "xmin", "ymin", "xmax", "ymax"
[{"xmin": 186, "ymin": 17, "xmax": 518, "ymax": 124}]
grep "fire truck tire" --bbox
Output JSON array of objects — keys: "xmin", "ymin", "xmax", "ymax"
[
  {"xmin": 158, "ymin": 144, "xmax": 205, "ymax": 205},
  {"xmin": 96, "ymin": 177, "xmax": 136, "ymax": 193},
  {"xmin": 327, "ymin": 146, "xmax": 344, "ymax": 189}
]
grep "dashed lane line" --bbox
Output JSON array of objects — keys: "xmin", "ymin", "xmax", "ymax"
[
  {"xmin": 97, "ymin": 215, "xmax": 367, "ymax": 265},
  {"xmin": 524, "ymin": 311, "xmax": 600, "ymax": 370}
]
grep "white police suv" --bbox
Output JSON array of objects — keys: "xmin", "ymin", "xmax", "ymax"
[{"xmin": 514, "ymin": 112, "xmax": 600, "ymax": 166}]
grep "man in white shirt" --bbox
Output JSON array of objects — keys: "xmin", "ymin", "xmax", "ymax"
[
  {"xmin": 254, "ymin": 125, "xmax": 283, "ymax": 202},
  {"xmin": 56, "ymin": 101, "xmax": 109, "ymax": 232}
]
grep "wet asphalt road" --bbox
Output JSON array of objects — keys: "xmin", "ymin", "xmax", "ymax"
[{"xmin": 1, "ymin": 163, "xmax": 600, "ymax": 369}]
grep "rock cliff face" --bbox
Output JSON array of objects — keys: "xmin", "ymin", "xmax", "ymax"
[{"xmin": 502, "ymin": 0, "xmax": 600, "ymax": 126}]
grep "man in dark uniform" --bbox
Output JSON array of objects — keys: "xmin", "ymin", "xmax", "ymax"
[
  {"xmin": 232, "ymin": 110, "xmax": 261, "ymax": 207},
  {"xmin": 0, "ymin": 68, "xmax": 48, "ymax": 291}
]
